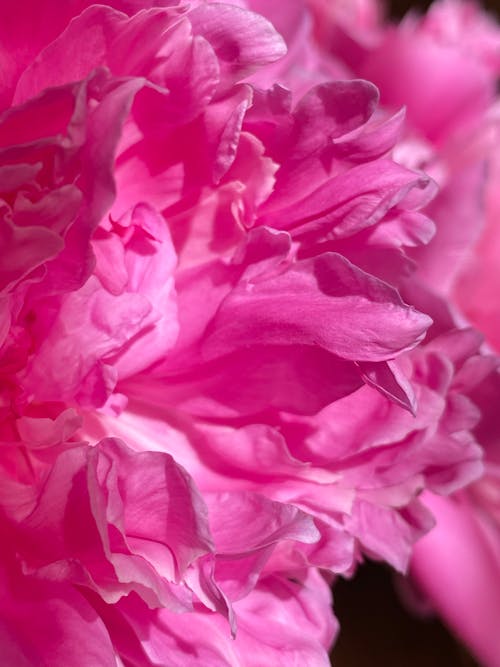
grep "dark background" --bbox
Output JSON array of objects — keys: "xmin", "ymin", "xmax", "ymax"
[
  {"xmin": 331, "ymin": 563, "xmax": 479, "ymax": 666},
  {"xmin": 330, "ymin": 3, "xmax": 497, "ymax": 665},
  {"xmin": 390, "ymin": 0, "xmax": 499, "ymax": 15}
]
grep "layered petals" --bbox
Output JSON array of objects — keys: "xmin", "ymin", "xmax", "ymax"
[{"xmin": 0, "ymin": 0, "xmax": 495, "ymax": 664}]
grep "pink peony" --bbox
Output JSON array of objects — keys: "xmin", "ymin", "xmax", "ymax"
[
  {"xmin": 303, "ymin": 0, "xmax": 500, "ymax": 663},
  {"xmin": 411, "ymin": 55, "xmax": 500, "ymax": 667},
  {"xmin": 307, "ymin": 0, "xmax": 500, "ymax": 294},
  {"xmin": 409, "ymin": 333, "xmax": 500, "ymax": 667},
  {"xmin": 0, "ymin": 0, "xmax": 492, "ymax": 664}
]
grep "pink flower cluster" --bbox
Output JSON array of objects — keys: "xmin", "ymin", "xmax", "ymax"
[{"xmin": 0, "ymin": 0, "xmax": 499, "ymax": 664}]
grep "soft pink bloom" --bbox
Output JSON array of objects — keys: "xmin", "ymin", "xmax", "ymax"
[
  {"xmin": 411, "ymin": 112, "xmax": 500, "ymax": 667},
  {"xmin": 0, "ymin": 0, "xmax": 492, "ymax": 664},
  {"xmin": 308, "ymin": 0, "xmax": 500, "ymax": 294},
  {"xmin": 410, "ymin": 330, "xmax": 500, "ymax": 666},
  {"xmin": 304, "ymin": 0, "xmax": 500, "ymax": 662}
]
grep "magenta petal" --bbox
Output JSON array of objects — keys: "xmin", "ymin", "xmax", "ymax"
[
  {"xmin": 203, "ymin": 251, "xmax": 431, "ymax": 362},
  {"xmin": 0, "ymin": 570, "xmax": 116, "ymax": 667},
  {"xmin": 412, "ymin": 493, "xmax": 500, "ymax": 667},
  {"xmin": 94, "ymin": 570, "xmax": 335, "ymax": 667},
  {"xmin": 189, "ymin": 4, "xmax": 287, "ymax": 86},
  {"xmin": 7, "ymin": 438, "xmax": 213, "ymax": 609}
]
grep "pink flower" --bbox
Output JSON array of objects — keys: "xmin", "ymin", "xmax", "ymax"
[
  {"xmin": 0, "ymin": 0, "xmax": 490, "ymax": 664},
  {"xmin": 308, "ymin": 0, "xmax": 500, "ymax": 294},
  {"xmin": 303, "ymin": 0, "xmax": 500, "ymax": 662},
  {"xmin": 409, "ymin": 324, "xmax": 500, "ymax": 667},
  {"xmin": 411, "ymin": 101, "xmax": 500, "ymax": 667}
]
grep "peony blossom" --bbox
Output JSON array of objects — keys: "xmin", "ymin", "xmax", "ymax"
[
  {"xmin": 0, "ymin": 0, "xmax": 495, "ymax": 664},
  {"xmin": 303, "ymin": 0, "xmax": 500, "ymax": 663},
  {"xmin": 412, "ymin": 56, "xmax": 500, "ymax": 667}
]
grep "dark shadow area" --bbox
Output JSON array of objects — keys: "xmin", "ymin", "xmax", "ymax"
[
  {"xmin": 330, "ymin": 562, "xmax": 480, "ymax": 667},
  {"xmin": 390, "ymin": 0, "xmax": 499, "ymax": 18},
  {"xmin": 390, "ymin": 0, "xmax": 432, "ymax": 15}
]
